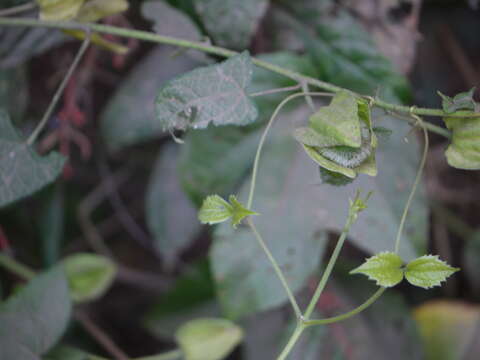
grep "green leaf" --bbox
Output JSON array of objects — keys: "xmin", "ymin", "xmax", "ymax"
[
  {"xmin": 142, "ymin": 0, "xmax": 200, "ymax": 40},
  {"xmin": 63, "ymin": 253, "xmax": 117, "ymax": 302},
  {"xmin": 155, "ymin": 52, "xmax": 258, "ymax": 131},
  {"xmin": 0, "ymin": 266, "xmax": 72, "ymax": 359},
  {"xmin": 443, "ymin": 115, "xmax": 480, "ymax": 170},
  {"xmin": 414, "ymin": 300, "xmax": 480, "ymax": 360},
  {"xmin": 179, "ymin": 124, "xmax": 260, "ymax": 206},
  {"xmin": 0, "ymin": 66, "xmax": 28, "ymax": 123},
  {"xmin": 318, "ymin": 167, "xmax": 354, "ymax": 186},
  {"xmin": 350, "ymin": 251, "xmax": 404, "ymax": 287},
  {"xmin": 438, "ymin": 88, "xmax": 477, "ymax": 114},
  {"xmin": 198, "ymin": 195, "xmax": 233, "ymax": 225},
  {"xmin": 175, "ymin": 318, "xmax": 243, "ymax": 360},
  {"xmin": 74, "ymin": 0, "xmax": 128, "ymax": 23},
  {"xmin": 309, "ymin": 91, "xmax": 361, "ymax": 147},
  {"xmin": 146, "ymin": 144, "xmax": 200, "ymax": 265},
  {"xmin": 0, "ymin": 110, "xmax": 65, "ymax": 208},
  {"xmin": 37, "ymin": 0, "xmax": 85, "ymax": 21},
  {"xmin": 194, "ymin": 0, "xmax": 268, "ymax": 50},
  {"xmin": 228, "ymin": 195, "xmax": 258, "ymax": 228},
  {"xmin": 405, "ymin": 255, "xmax": 459, "ymax": 289},
  {"xmin": 45, "ymin": 346, "xmax": 107, "ymax": 360},
  {"xmin": 101, "ymin": 47, "xmax": 203, "ymax": 151},
  {"xmin": 210, "ymin": 107, "xmax": 326, "ymax": 320}
]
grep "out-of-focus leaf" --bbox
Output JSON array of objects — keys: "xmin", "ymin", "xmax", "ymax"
[
  {"xmin": 443, "ymin": 115, "xmax": 480, "ymax": 170},
  {"xmin": 0, "ymin": 18, "xmax": 66, "ymax": 69},
  {"xmin": 414, "ymin": 300, "xmax": 480, "ymax": 360},
  {"xmin": 141, "ymin": 0, "xmax": 200, "ymax": 40},
  {"xmin": 210, "ymin": 107, "xmax": 327, "ymax": 320},
  {"xmin": 179, "ymin": 124, "xmax": 260, "ymax": 206},
  {"xmin": 0, "ymin": 110, "xmax": 65, "ymax": 208},
  {"xmin": 277, "ymin": 3, "xmax": 409, "ymax": 101},
  {"xmin": 144, "ymin": 260, "xmax": 218, "ymax": 338},
  {"xmin": 37, "ymin": 0, "xmax": 85, "ymax": 21},
  {"xmin": 175, "ymin": 318, "xmax": 243, "ymax": 360},
  {"xmin": 0, "ymin": 66, "xmax": 28, "ymax": 123},
  {"xmin": 74, "ymin": 0, "xmax": 128, "ymax": 23},
  {"xmin": 350, "ymin": 251, "xmax": 404, "ymax": 288},
  {"xmin": 44, "ymin": 346, "xmax": 106, "ymax": 360},
  {"xmin": 405, "ymin": 255, "xmax": 459, "ymax": 289},
  {"xmin": 438, "ymin": 88, "xmax": 477, "ymax": 114},
  {"xmin": 0, "ymin": 266, "xmax": 72, "ymax": 360},
  {"xmin": 194, "ymin": 0, "xmax": 268, "ymax": 50},
  {"xmin": 101, "ymin": 47, "xmax": 202, "ymax": 151},
  {"xmin": 62, "ymin": 253, "xmax": 116, "ymax": 303},
  {"xmin": 146, "ymin": 144, "xmax": 200, "ymax": 265},
  {"xmin": 155, "ymin": 52, "xmax": 258, "ymax": 131}
]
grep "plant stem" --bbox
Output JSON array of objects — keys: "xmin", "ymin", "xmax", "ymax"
[
  {"xmin": 303, "ymin": 287, "xmax": 386, "ymax": 326},
  {"xmin": 247, "ymin": 91, "xmax": 334, "ymax": 209},
  {"xmin": 277, "ymin": 323, "xmax": 305, "ymax": 360},
  {"xmin": 0, "ymin": 17, "xmax": 477, "ymax": 125},
  {"xmin": 0, "ymin": 253, "xmax": 35, "ymax": 279},
  {"xmin": 0, "ymin": 2, "xmax": 36, "ymax": 17},
  {"xmin": 26, "ymin": 33, "xmax": 90, "ymax": 146},
  {"xmin": 246, "ymin": 218, "xmax": 302, "ymax": 319},
  {"xmin": 394, "ymin": 113, "xmax": 429, "ymax": 253},
  {"xmin": 303, "ymin": 211, "xmax": 356, "ymax": 320},
  {"xmin": 249, "ymin": 84, "xmax": 301, "ymax": 97}
]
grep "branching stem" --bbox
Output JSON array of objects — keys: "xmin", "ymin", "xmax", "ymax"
[{"xmin": 0, "ymin": 17, "xmax": 478, "ymax": 127}]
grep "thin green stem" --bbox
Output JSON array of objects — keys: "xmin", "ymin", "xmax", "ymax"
[
  {"xmin": 246, "ymin": 218, "xmax": 302, "ymax": 319},
  {"xmin": 277, "ymin": 323, "xmax": 305, "ymax": 360},
  {"xmin": 246, "ymin": 91, "xmax": 334, "ymax": 209},
  {"xmin": 0, "ymin": 17, "xmax": 477, "ymax": 125},
  {"xmin": 303, "ymin": 287, "xmax": 386, "ymax": 327},
  {"xmin": 0, "ymin": 254, "xmax": 35, "ymax": 279},
  {"xmin": 303, "ymin": 212, "xmax": 356, "ymax": 320},
  {"xmin": 0, "ymin": 2, "xmax": 36, "ymax": 17},
  {"xmin": 26, "ymin": 33, "xmax": 90, "ymax": 145},
  {"xmin": 388, "ymin": 110, "xmax": 451, "ymax": 139},
  {"xmin": 394, "ymin": 112, "xmax": 429, "ymax": 253},
  {"xmin": 249, "ymin": 84, "xmax": 301, "ymax": 97}
]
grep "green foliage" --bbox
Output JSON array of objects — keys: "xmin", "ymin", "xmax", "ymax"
[
  {"xmin": 294, "ymin": 92, "xmax": 378, "ymax": 180},
  {"xmin": 198, "ymin": 194, "xmax": 257, "ymax": 228},
  {"xmin": 443, "ymin": 114, "xmax": 480, "ymax": 170},
  {"xmin": 438, "ymin": 87, "xmax": 477, "ymax": 114},
  {"xmin": 405, "ymin": 255, "xmax": 460, "ymax": 289},
  {"xmin": 37, "ymin": 0, "xmax": 85, "ymax": 21},
  {"xmin": 194, "ymin": 0, "xmax": 268, "ymax": 50},
  {"xmin": 350, "ymin": 252, "xmax": 404, "ymax": 287},
  {"xmin": 0, "ymin": 267, "xmax": 72, "ymax": 359},
  {"xmin": 175, "ymin": 318, "xmax": 243, "ymax": 360},
  {"xmin": 0, "ymin": 66, "xmax": 28, "ymax": 122},
  {"xmin": 155, "ymin": 52, "xmax": 258, "ymax": 132},
  {"xmin": 351, "ymin": 252, "xmax": 459, "ymax": 289},
  {"xmin": 0, "ymin": 110, "xmax": 65, "ymax": 208},
  {"xmin": 62, "ymin": 253, "xmax": 116, "ymax": 302},
  {"xmin": 146, "ymin": 144, "xmax": 200, "ymax": 265}
]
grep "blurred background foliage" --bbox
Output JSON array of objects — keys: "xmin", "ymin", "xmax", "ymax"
[{"xmin": 0, "ymin": 0, "xmax": 480, "ymax": 359}]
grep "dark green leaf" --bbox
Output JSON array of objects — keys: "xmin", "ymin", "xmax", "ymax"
[
  {"xmin": 45, "ymin": 346, "xmax": 106, "ymax": 360},
  {"xmin": 438, "ymin": 88, "xmax": 476, "ymax": 114},
  {"xmin": 100, "ymin": 47, "xmax": 202, "ymax": 151},
  {"xmin": 142, "ymin": 0, "xmax": 200, "ymax": 40},
  {"xmin": 175, "ymin": 318, "xmax": 243, "ymax": 360},
  {"xmin": 210, "ymin": 107, "xmax": 326, "ymax": 320},
  {"xmin": 318, "ymin": 167, "xmax": 354, "ymax": 186},
  {"xmin": 0, "ymin": 266, "xmax": 72, "ymax": 360},
  {"xmin": 0, "ymin": 110, "xmax": 65, "ymax": 208},
  {"xmin": 155, "ymin": 52, "xmax": 258, "ymax": 131},
  {"xmin": 194, "ymin": 0, "xmax": 268, "ymax": 50},
  {"xmin": 0, "ymin": 66, "xmax": 28, "ymax": 123},
  {"xmin": 146, "ymin": 144, "xmax": 200, "ymax": 265},
  {"xmin": 63, "ymin": 253, "xmax": 117, "ymax": 302}
]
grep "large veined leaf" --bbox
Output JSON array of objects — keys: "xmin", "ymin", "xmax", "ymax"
[
  {"xmin": 0, "ymin": 110, "xmax": 65, "ymax": 208},
  {"xmin": 0, "ymin": 266, "xmax": 72, "ymax": 360},
  {"xmin": 194, "ymin": 0, "xmax": 268, "ymax": 50},
  {"xmin": 101, "ymin": 47, "xmax": 202, "ymax": 151},
  {"xmin": 155, "ymin": 52, "xmax": 258, "ymax": 131},
  {"xmin": 146, "ymin": 144, "xmax": 200, "ymax": 265}
]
